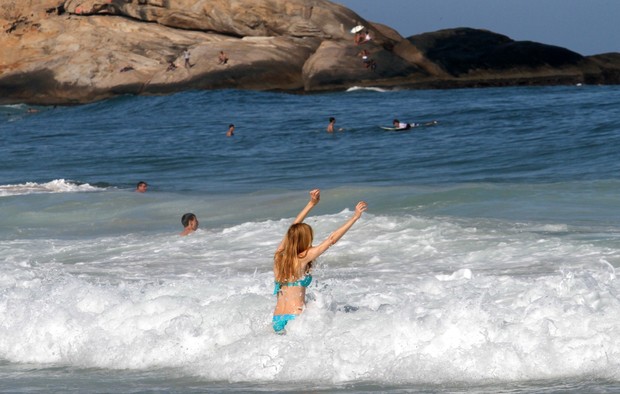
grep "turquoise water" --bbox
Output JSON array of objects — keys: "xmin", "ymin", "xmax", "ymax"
[{"xmin": 1, "ymin": 85, "xmax": 620, "ymax": 392}]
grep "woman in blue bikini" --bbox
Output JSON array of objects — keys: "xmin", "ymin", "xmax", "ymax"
[{"xmin": 272, "ymin": 189, "xmax": 367, "ymax": 333}]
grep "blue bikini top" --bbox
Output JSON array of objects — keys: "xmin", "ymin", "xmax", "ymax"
[{"xmin": 274, "ymin": 274, "xmax": 312, "ymax": 295}]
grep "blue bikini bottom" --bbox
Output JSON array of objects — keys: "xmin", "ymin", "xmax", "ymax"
[{"xmin": 272, "ymin": 314, "xmax": 297, "ymax": 332}]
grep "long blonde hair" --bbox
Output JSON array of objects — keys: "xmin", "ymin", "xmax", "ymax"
[{"xmin": 274, "ymin": 223, "xmax": 313, "ymax": 283}]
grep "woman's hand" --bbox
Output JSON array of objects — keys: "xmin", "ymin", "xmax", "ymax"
[
  {"xmin": 291, "ymin": 189, "xmax": 320, "ymax": 226},
  {"xmin": 309, "ymin": 189, "xmax": 320, "ymax": 205},
  {"xmin": 354, "ymin": 201, "xmax": 367, "ymax": 218}
]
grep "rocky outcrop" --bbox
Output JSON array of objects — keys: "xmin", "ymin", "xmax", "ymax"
[
  {"xmin": 406, "ymin": 28, "xmax": 614, "ymax": 88},
  {"xmin": 1, "ymin": 1, "xmax": 619, "ymax": 105},
  {"xmin": 586, "ymin": 53, "xmax": 620, "ymax": 84}
]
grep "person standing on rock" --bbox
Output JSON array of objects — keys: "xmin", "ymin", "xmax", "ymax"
[{"xmin": 183, "ymin": 49, "xmax": 191, "ymax": 69}]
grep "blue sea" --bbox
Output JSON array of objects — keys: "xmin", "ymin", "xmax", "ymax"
[{"xmin": 2, "ymin": 85, "xmax": 620, "ymax": 393}]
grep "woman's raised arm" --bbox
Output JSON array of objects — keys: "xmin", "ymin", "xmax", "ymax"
[
  {"xmin": 275, "ymin": 189, "xmax": 320, "ymax": 253},
  {"xmin": 292, "ymin": 189, "xmax": 320, "ymax": 225}
]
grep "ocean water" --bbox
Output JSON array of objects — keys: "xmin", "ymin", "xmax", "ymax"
[{"xmin": 1, "ymin": 85, "xmax": 620, "ymax": 393}]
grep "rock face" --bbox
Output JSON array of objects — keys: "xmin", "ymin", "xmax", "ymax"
[
  {"xmin": 406, "ymin": 28, "xmax": 608, "ymax": 88},
  {"xmin": 0, "ymin": 1, "xmax": 619, "ymax": 105}
]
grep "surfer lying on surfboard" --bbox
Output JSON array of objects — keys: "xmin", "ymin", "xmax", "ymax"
[{"xmin": 392, "ymin": 119, "xmax": 438, "ymax": 130}]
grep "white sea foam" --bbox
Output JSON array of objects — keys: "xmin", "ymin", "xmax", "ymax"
[
  {"xmin": 345, "ymin": 86, "xmax": 391, "ymax": 93},
  {"xmin": 1, "ymin": 211, "xmax": 619, "ymax": 385},
  {"xmin": 0, "ymin": 179, "xmax": 101, "ymax": 197}
]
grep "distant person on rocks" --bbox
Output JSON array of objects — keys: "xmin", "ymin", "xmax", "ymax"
[
  {"xmin": 218, "ymin": 51, "xmax": 229, "ymax": 65},
  {"xmin": 136, "ymin": 181, "xmax": 148, "ymax": 193},
  {"xmin": 166, "ymin": 61, "xmax": 177, "ymax": 71},
  {"xmin": 359, "ymin": 49, "xmax": 368, "ymax": 61},
  {"xmin": 357, "ymin": 49, "xmax": 377, "ymax": 71},
  {"xmin": 180, "ymin": 213, "xmax": 199, "ymax": 236},
  {"xmin": 354, "ymin": 31, "xmax": 363, "ymax": 45},
  {"xmin": 183, "ymin": 49, "xmax": 191, "ymax": 68},
  {"xmin": 226, "ymin": 124, "xmax": 235, "ymax": 137}
]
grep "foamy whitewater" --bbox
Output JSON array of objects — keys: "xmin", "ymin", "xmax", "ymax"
[{"xmin": 2, "ymin": 86, "xmax": 620, "ymax": 392}]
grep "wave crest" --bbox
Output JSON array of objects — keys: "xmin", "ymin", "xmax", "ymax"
[
  {"xmin": 0, "ymin": 179, "xmax": 102, "ymax": 197},
  {"xmin": 346, "ymin": 86, "xmax": 391, "ymax": 93}
]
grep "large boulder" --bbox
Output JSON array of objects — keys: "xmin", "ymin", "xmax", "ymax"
[
  {"xmin": 585, "ymin": 53, "xmax": 620, "ymax": 84},
  {"xmin": 301, "ymin": 40, "xmax": 431, "ymax": 91},
  {"xmin": 61, "ymin": 0, "xmax": 363, "ymax": 40},
  {"xmin": 1, "ymin": 2, "xmax": 619, "ymax": 105},
  {"xmin": 1, "ymin": 0, "xmax": 409, "ymax": 104},
  {"xmin": 406, "ymin": 27, "xmax": 590, "ymax": 86}
]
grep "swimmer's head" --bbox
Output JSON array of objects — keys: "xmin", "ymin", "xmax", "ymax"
[
  {"xmin": 181, "ymin": 213, "xmax": 198, "ymax": 230},
  {"xmin": 136, "ymin": 181, "xmax": 148, "ymax": 192}
]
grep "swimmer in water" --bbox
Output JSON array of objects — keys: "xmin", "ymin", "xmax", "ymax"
[{"xmin": 272, "ymin": 188, "xmax": 367, "ymax": 333}]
